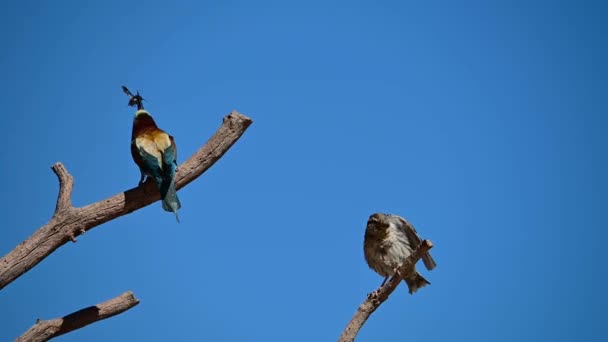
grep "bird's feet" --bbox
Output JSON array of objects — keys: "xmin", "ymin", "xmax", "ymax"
[
  {"xmin": 367, "ymin": 290, "xmax": 380, "ymax": 300},
  {"xmin": 138, "ymin": 175, "xmax": 148, "ymax": 187}
]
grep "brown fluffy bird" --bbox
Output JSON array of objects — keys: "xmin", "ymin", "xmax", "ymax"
[{"xmin": 364, "ymin": 213, "xmax": 436, "ymax": 294}]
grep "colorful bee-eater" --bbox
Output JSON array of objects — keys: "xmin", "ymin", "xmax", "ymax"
[{"xmin": 122, "ymin": 86, "xmax": 181, "ymax": 222}]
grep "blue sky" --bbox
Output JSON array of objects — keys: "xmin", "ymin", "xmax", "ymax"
[{"xmin": 0, "ymin": 0, "xmax": 606, "ymax": 341}]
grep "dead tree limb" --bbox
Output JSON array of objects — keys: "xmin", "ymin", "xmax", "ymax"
[
  {"xmin": 52, "ymin": 163, "xmax": 73, "ymax": 214},
  {"xmin": 0, "ymin": 111, "xmax": 253, "ymax": 290},
  {"xmin": 338, "ymin": 240, "xmax": 434, "ymax": 342},
  {"xmin": 15, "ymin": 291, "xmax": 140, "ymax": 342}
]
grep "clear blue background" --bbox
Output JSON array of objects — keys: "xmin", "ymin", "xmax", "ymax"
[{"xmin": 1, "ymin": 0, "xmax": 606, "ymax": 341}]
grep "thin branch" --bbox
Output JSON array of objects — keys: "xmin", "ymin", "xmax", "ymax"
[
  {"xmin": 15, "ymin": 291, "xmax": 140, "ymax": 342},
  {"xmin": 0, "ymin": 111, "xmax": 253, "ymax": 290},
  {"xmin": 51, "ymin": 163, "xmax": 74, "ymax": 214},
  {"xmin": 338, "ymin": 240, "xmax": 434, "ymax": 342}
]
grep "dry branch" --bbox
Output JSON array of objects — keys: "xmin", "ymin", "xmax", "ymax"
[
  {"xmin": 0, "ymin": 111, "xmax": 253, "ymax": 290},
  {"xmin": 15, "ymin": 291, "xmax": 139, "ymax": 342},
  {"xmin": 338, "ymin": 240, "xmax": 434, "ymax": 342},
  {"xmin": 52, "ymin": 163, "xmax": 73, "ymax": 213}
]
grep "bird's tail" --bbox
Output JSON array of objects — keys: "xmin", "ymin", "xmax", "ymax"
[
  {"xmin": 404, "ymin": 272, "xmax": 430, "ymax": 294},
  {"xmin": 160, "ymin": 177, "xmax": 181, "ymax": 222}
]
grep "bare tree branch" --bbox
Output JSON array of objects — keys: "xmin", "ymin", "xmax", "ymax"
[
  {"xmin": 0, "ymin": 111, "xmax": 253, "ymax": 290},
  {"xmin": 338, "ymin": 240, "xmax": 434, "ymax": 342},
  {"xmin": 51, "ymin": 163, "xmax": 74, "ymax": 215},
  {"xmin": 15, "ymin": 291, "xmax": 140, "ymax": 342}
]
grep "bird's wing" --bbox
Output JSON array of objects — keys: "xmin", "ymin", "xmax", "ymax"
[
  {"xmin": 151, "ymin": 131, "xmax": 171, "ymax": 154},
  {"xmin": 131, "ymin": 140, "xmax": 145, "ymax": 169},
  {"xmin": 161, "ymin": 135, "xmax": 176, "ymax": 167},
  {"xmin": 122, "ymin": 85, "xmax": 133, "ymax": 97},
  {"xmin": 395, "ymin": 215, "xmax": 437, "ymax": 270},
  {"xmin": 135, "ymin": 135, "xmax": 164, "ymax": 177},
  {"xmin": 169, "ymin": 135, "xmax": 178, "ymax": 165},
  {"xmin": 150, "ymin": 131, "xmax": 175, "ymax": 168}
]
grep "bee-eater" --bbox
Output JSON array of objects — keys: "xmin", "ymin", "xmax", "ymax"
[{"xmin": 123, "ymin": 86, "xmax": 181, "ymax": 222}]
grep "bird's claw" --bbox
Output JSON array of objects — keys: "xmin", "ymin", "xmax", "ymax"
[
  {"xmin": 367, "ymin": 290, "xmax": 380, "ymax": 300},
  {"xmin": 393, "ymin": 267, "xmax": 405, "ymax": 279},
  {"xmin": 138, "ymin": 174, "xmax": 148, "ymax": 187}
]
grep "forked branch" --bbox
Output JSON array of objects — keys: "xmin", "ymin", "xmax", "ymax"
[
  {"xmin": 338, "ymin": 240, "xmax": 434, "ymax": 342},
  {"xmin": 15, "ymin": 291, "xmax": 140, "ymax": 342},
  {"xmin": 0, "ymin": 111, "xmax": 253, "ymax": 290}
]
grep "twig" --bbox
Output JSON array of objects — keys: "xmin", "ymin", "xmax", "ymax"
[
  {"xmin": 15, "ymin": 291, "xmax": 139, "ymax": 342},
  {"xmin": 0, "ymin": 111, "xmax": 253, "ymax": 290},
  {"xmin": 51, "ymin": 163, "xmax": 74, "ymax": 214},
  {"xmin": 338, "ymin": 240, "xmax": 434, "ymax": 342}
]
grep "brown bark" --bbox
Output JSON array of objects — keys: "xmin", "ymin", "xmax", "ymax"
[
  {"xmin": 15, "ymin": 291, "xmax": 140, "ymax": 342},
  {"xmin": 0, "ymin": 110, "xmax": 253, "ymax": 290},
  {"xmin": 338, "ymin": 240, "xmax": 434, "ymax": 342}
]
